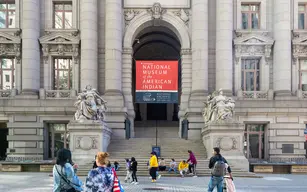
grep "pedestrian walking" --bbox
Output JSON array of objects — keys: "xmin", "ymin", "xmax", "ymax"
[
  {"xmin": 149, "ymin": 152, "xmax": 159, "ymax": 183},
  {"xmin": 124, "ymin": 158, "xmax": 131, "ymax": 183},
  {"xmin": 187, "ymin": 150, "xmax": 197, "ymax": 177},
  {"xmin": 130, "ymin": 157, "xmax": 138, "ymax": 185},
  {"xmin": 208, "ymin": 147, "xmax": 233, "ymax": 192}
]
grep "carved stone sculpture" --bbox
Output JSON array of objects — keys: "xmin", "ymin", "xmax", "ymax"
[
  {"xmin": 148, "ymin": 2, "xmax": 166, "ymax": 20},
  {"xmin": 203, "ymin": 89, "xmax": 235, "ymax": 124},
  {"xmin": 74, "ymin": 85, "xmax": 107, "ymax": 122}
]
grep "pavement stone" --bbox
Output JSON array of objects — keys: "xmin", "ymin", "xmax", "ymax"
[{"xmin": 0, "ymin": 172, "xmax": 306, "ymax": 192}]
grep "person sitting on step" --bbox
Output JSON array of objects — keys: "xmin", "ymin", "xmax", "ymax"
[
  {"xmin": 158, "ymin": 158, "xmax": 167, "ymax": 171},
  {"xmin": 168, "ymin": 158, "xmax": 178, "ymax": 174},
  {"xmin": 178, "ymin": 160, "xmax": 189, "ymax": 178}
]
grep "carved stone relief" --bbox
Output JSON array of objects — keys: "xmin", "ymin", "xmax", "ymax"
[
  {"xmin": 172, "ymin": 9, "xmax": 190, "ymax": 25},
  {"xmin": 124, "ymin": 9, "xmax": 141, "ymax": 27},
  {"xmin": 234, "ymin": 33, "xmax": 274, "ymax": 65},
  {"xmin": 75, "ymin": 136, "xmax": 98, "ymax": 150},
  {"xmin": 148, "ymin": 2, "xmax": 166, "ymax": 20},
  {"xmin": 216, "ymin": 136, "xmax": 238, "ymax": 151}
]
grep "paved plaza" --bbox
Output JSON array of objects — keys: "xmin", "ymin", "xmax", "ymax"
[{"xmin": 0, "ymin": 172, "xmax": 305, "ymax": 192}]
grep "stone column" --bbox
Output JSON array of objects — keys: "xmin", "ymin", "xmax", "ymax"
[
  {"xmin": 80, "ymin": 0, "xmax": 98, "ymax": 89},
  {"xmin": 273, "ymin": 0, "xmax": 291, "ymax": 94},
  {"xmin": 191, "ymin": 0, "xmax": 208, "ymax": 95},
  {"xmin": 105, "ymin": 0, "xmax": 122, "ymax": 93},
  {"xmin": 21, "ymin": 0, "xmax": 40, "ymax": 94},
  {"xmin": 215, "ymin": 0, "xmax": 233, "ymax": 94}
]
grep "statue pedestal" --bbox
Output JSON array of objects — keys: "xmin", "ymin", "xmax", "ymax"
[
  {"xmin": 68, "ymin": 120, "xmax": 112, "ymax": 165},
  {"xmin": 201, "ymin": 121, "xmax": 249, "ymax": 171}
]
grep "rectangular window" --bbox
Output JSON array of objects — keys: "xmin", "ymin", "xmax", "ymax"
[
  {"xmin": 53, "ymin": 2, "xmax": 72, "ymax": 29},
  {"xmin": 0, "ymin": 0, "xmax": 15, "ymax": 28},
  {"xmin": 48, "ymin": 124, "xmax": 69, "ymax": 159},
  {"xmin": 54, "ymin": 58, "xmax": 72, "ymax": 90},
  {"xmin": 299, "ymin": 59, "xmax": 307, "ymax": 91},
  {"xmin": 241, "ymin": 4, "xmax": 260, "ymax": 30},
  {"xmin": 299, "ymin": 4, "xmax": 307, "ymax": 29},
  {"xmin": 241, "ymin": 59, "xmax": 260, "ymax": 91},
  {"xmin": 244, "ymin": 124, "xmax": 265, "ymax": 160},
  {"xmin": 0, "ymin": 58, "xmax": 15, "ymax": 89}
]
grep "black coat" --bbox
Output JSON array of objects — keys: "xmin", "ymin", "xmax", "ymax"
[{"xmin": 130, "ymin": 161, "xmax": 138, "ymax": 172}]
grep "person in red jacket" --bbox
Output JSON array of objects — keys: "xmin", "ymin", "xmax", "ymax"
[{"xmin": 187, "ymin": 150, "xmax": 197, "ymax": 177}]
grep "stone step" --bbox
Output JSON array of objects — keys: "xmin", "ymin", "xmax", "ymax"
[{"xmin": 75, "ymin": 170, "xmax": 260, "ymax": 178}]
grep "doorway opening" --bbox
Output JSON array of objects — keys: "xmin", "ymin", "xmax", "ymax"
[
  {"xmin": 0, "ymin": 123, "xmax": 8, "ymax": 160},
  {"xmin": 132, "ymin": 26, "xmax": 181, "ymax": 123},
  {"xmin": 244, "ymin": 124, "xmax": 267, "ymax": 161}
]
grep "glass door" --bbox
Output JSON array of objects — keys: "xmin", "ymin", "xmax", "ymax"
[{"xmin": 48, "ymin": 124, "xmax": 69, "ymax": 159}]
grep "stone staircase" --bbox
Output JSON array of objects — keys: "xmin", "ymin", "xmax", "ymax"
[{"xmin": 77, "ymin": 121, "xmax": 259, "ymax": 178}]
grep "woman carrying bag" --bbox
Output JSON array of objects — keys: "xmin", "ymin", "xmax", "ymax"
[{"xmin": 53, "ymin": 149, "xmax": 83, "ymax": 192}]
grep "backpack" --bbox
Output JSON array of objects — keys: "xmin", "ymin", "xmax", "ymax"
[{"xmin": 211, "ymin": 160, "xmax": 226, "ymax": 177}]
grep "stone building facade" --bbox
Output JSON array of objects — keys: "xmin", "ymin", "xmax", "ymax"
[{"xmin": 0, "ymin": 0, "xmax": 306, "ymax": 163}]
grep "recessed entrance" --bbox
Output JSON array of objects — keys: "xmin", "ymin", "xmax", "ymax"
[
  {"xmin": 132, "ymin": 26, "xmax": 181, "ymax": 123},
  {"xmin": 0, "ymin": 123, "xmax": 8, "ymax": 160}
]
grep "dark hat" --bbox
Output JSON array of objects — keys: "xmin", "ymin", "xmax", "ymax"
[{"xmin": 150, "ymin": 152, "xmax": 155, "ymax": 155}]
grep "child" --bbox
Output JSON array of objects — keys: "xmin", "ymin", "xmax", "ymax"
[
  {"xmin": 178, "ymin": 160, "xmax": 189, "ymax": 178},
  {"xmin": 124, "ymin": 158, "xmax": 131, "ymax": 183},
  {"xmin": 168, "ymin": 158, "xmax": 178, "ymax": 174},
  {"xmin": 130, "ymin": 157, "xmax": 138, "ymax": 185}
]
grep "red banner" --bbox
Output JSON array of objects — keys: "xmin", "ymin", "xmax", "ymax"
[{"xmin": 135, "ymin": 60, "xmax": 178, "ymax": 92}]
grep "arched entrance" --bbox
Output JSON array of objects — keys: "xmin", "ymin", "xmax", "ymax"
[
  {"xmin": 132, "ymin": 26, "xmax": 181, "ymax": 122},
  {"xmin": 122, "ymin": 12, "xmax": 191, "ymax": 137}
]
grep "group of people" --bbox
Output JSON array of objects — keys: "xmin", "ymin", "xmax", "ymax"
[
  {"xmin": 52, "ymin": 147, "xmax": 233, "ymax": 192},
  {"xmin": 53, "ymin": 149, "xmax": 123, "ymax": 192}
]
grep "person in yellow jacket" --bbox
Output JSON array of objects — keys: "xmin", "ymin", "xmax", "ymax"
[
  {"xmin": 178, "ymin": 160, "xmax": 189, "ymax": 178},
  {"xmin": 149, "ymin": 152, "xmax": 158, "ymax": 182}
]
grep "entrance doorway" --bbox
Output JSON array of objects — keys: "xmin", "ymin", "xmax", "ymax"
[
  {"xmin": 132, "ymin": 26, "xmax": 181, "ymax": 122},
  {"xmin": 47, "ymin": 123, "xmax": 69, "ymax": 159},
  {"xmin": 0, "ymin": 123, "xmax": 8, "ymax": 160},
  {"xmin": 244, "ymin": 124, "xmax": 266, "ymax": 160}
]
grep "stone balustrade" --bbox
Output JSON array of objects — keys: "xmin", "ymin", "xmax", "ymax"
[
  {"xmin": 297, "ymin": 89, "xmax": 307, "ymax": 99},
  {"xmin": 39, "ymin": 89, "xmax": 77, "ymax": 99},
  {"xmin": 237, "ymin": 90, "xmax": 274, "ymax": 100},
  {"xmin": 0, "ymin": 89, "xmax": 17, "ymax": 98}
]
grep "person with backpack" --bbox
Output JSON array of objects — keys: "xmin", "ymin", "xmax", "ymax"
[{"xmin": 208, "ymin": 147, "xmax": 232, "ymax": 192}]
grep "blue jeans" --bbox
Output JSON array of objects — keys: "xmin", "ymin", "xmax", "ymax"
[
  {"xmin": 168, "ymin": 167, "xmax": 178, "ymax": 174},
  {"xmin": 208, "ymin": 176, "xmax": 224, "ymax": 192}
]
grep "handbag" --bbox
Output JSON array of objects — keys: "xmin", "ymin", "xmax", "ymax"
[
  {"xmin": 55, "ymin": 166, "xmax": 81, "ymax": 192},
  {"xmin": 112, "ymin": 168, "xmax": 124, "ymax": 192}
]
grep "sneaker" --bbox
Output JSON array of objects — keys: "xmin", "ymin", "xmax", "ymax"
[
  {"xmin": 158, "ymin": 175, "xmax": 161, "ymax": 179},
  {"xmin": 134, "ymin": 182, "xmax": 139, "ymax": 185},
  {"xmin": 131, "ymin": 182, "xmax": 135, "ymax": 184},
  {"xmin": 193, "ymin": 175, "xmax": 198, "ymax": 178},
  {"xmin": 151, "ymin": 180, "xmax": 155, "ymax": 183}
]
